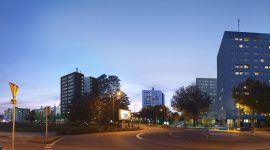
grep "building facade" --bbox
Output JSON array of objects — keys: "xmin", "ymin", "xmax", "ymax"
[
  {"xmin": 196, "ymin": 78, "xmax": 217, "ymax": 118},
  {"xmin": 84, "ymin": 76, "xmax": 98, "ymax": 97},
  {"xmin": 60, "ymin": 71, "xmax": 84, "ymax": 115},
  {"xmin": 217, "ymin": 31, "xmax": 270, "ymax": 120},
  {"xmin": 142, "ymin": 88, "xmax": 164, "ymax": 108},
  {"xmin": 4, "ymin": 107, "xmax": 30, "ymax": 122}
]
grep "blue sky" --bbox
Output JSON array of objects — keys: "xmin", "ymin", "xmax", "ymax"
[{"xmin": 0, "ymin": 0, "xmax": 270, "ymax": 113}]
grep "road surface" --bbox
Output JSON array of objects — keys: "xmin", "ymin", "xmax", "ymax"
[{"xmin": 2, "ymin": 127, "xmax": 270, "ymax": 150}]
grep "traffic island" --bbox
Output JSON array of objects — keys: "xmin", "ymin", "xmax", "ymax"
[{"xmin": 28, "ymin": 137, "xmax": 61, "ymax": 144}]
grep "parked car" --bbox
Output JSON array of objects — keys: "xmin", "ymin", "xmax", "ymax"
[
  {"xmin": 175, "ymin": 122, "xmax": 185, "ymax": 128},
  {"xmin": 240, "ymin": 127, "xmax": 254, "ymax": 132},
  {"xmin": 213, "ymin": 125, "xmax": 228, "ymax": 130}
]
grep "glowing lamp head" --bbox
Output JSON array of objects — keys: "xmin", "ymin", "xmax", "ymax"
[{"xmin": 116, "ymin": 91, "xmax": 122, "ymax": 96}]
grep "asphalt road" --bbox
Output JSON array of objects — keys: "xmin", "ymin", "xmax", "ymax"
[
  {"xmin": 53, "ymin": 127, "xmax": 270, "ymax": 150},
  {"xmin": 2, "ymin": 127, "xmax": 270, "ymax": 150}
]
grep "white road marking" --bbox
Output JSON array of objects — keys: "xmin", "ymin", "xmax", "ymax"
[
  {"xmin": 44, "ymin": 137, "xmax": 64, "ymax": 150},
  {"xmin": 136, "ymin": 133, "xmax": 144, "ymax": 140}
]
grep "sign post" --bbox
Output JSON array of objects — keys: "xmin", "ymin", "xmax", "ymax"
[
  {"xmin": 119, "ymin": 109, "xmax": 131, "ymax": 128},
  {"xmin": 9, "ymin": 82, "xmax": 19, "ymax": 150},
  {"xmin": 44, "ymin": 106, "xmax": 50, "ymax": 142}
]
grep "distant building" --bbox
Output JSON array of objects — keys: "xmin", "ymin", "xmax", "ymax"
[
  {"xmin": 196, "ymin": 78, "xmax": 217, "ymax": 118},
  {"xmin": 16, "ymin": 107, "xmax": 30, "ymax": 122},
  {"xmin": 217, "ymin": 31, "xmax": 270, "ymax": 120},
  {"xmin": 52, "ymin": 105, "xmax": 61, "ymax": 116},
  {"xmin": 4, "ymin": 108, "xmax": 12, "ymax": 122},
  {"xmin": 84, "ymin": 76, "xmax": 98, "ymax": 97},
  {"xmin": 0, "ymin": 115, "xmax": 4, "ymax": 122},
  {"xmin": 142, "ymin": 87, "xmax": 164, "ymax": 108},
  {"xmin": 61, "ymin": 70, "xmax": 84, "ymax": 115},
  {"xmin": 4, "ymin": 107, "xmax": 30, "ymax": 122}
]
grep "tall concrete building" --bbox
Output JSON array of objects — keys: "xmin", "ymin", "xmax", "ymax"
[
  {"xmin": 196, "ymin": 78, "xmax": 217, "ymax": 118},
  {"xmin": 217, "ymin": 31, "xmax": 270, "ymax": 120},
  {"xmin": 142, "ymin": 87, "xmax": 164, "ymax": 108},
  {"xmin": 60, "ymin": 70, "xmax": 84, "ymax": 115},
  {"xmin": 84, "ymin": 76, "xmax": 98, "ymax": 97}
]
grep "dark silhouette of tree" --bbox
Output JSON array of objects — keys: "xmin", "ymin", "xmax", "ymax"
[
  {"xmin": 140, "ymin": 105, "xmax": 169, "ymax": 125},
  {"xmin": 68, "ymin": 74, "xmax": 130, "ymax": 125},
  {"xmin": 68, "ymin": 96, "xmax": 94, "ymax": 124},
  {"xmin": 25, "ymin": 110, "xmax": 36, "ymax": 123},
  {"xmin": 232, "ymin": 78, "xmax": 270, "ymax": 127},
  {"xmin": 97, "ymin": 74, "xmax": 120, "ymax": 97},
  {"xmin": 171, "ymin": 85, "xmax": 210, "ymax": 126}
]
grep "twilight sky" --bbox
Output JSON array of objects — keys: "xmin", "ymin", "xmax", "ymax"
[{"xmin": 0, "ymin": 0, "xmax": 270, "ymax": 113}]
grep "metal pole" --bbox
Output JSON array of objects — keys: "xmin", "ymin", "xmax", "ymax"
[
  {"xmin": 133, "ymin": 105, "xmax": 136, "ymax": 127},
  {"xmin": 112, "ymin": 99, "xmax": 114, "ymax": 123},
  {"xmin": 237, "ymin": 108, "xmax": 240, "ymax": 129},
  {"xmin": 12, "ymin": 102, "xmax": 16, "ymax": 150},
  {"xmin": 46, "ymin": 107, "xmax": 48, "ymax": 142}
]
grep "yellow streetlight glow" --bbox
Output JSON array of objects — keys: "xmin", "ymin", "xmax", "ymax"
[
  {"xmin": 236, "ymin": 103, "xmax": 240, "ymax": 109},
  {"xmin": 116, "ymin": 91, "xmax": 122, "ymax": 96}
]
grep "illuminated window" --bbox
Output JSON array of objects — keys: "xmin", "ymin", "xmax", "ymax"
[
  {"xmin": 261, "ymin": 59, "xmax": 265, "ymax": 62},
  {"xmin": 239, "ymin": 45, "xmax": 243, "ymax": 48},
  {"xmin": 239, "ymin": 72, "xmax": 243, "ymax": 75},
  {"xmin": 239, "ymin": 65, "xmax": 243, "ymax": 68},
  {"xmin": 244, "ymin": 65, "xmax": 250, "ymax": 68},
  {"xmin": 235, "ymin": 72, "xmax": 239, "ymax": 75},
  {"xmin": 265, "ymin": 66, "xmax": 269, "ymax": 69},
  {"xmin": 269, "ymin": 46, "xmax": 270, "ymax": 49},
  {"xmin": 244, "ymin": 38, "xmax": 250, "ymax": 42},
  {"xmin": 244, "ymin": 119, "xmax": 250, "ymax": 123},
  {"xmin": 254, "ymin": 72, "xmax": 259, "ymax": 76},
  {"xmin": 239, "ymin": 38, "xmax": 243, "ymax": 41},
  {"xmin": 235, "ymin": 38, "xmax": 238, "ymax": 41},
  {"xmin": 235, "ymin": 65, "xmax": 239, "ymax": 68}
]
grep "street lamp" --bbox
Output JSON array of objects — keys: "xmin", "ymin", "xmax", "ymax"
[
  {"xmin": 113, "ymin": 90, "xmax": 122, "ymax": 123},
  {"xmin": 236, "ymin": 103, "xmax": 241, "ymax": 129},
  {"xmin": 9, "ymin": 82, "xmax": 19, "ymax": 150}
]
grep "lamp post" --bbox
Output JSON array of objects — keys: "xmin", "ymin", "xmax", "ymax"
[
  {"xmin": 133, "ymin": 105, "xmax": 137, "ymax": 127},
  {"xmin": 236, "ymin": 103, "xmax": 241, "ymax": 129},
  {"xmin": 113, "ymin": 91, "xmax": 122, "ymax": 123},
  {"xmin": 9, "ymin": 82, "xmax": 19, "ymax": 150}
]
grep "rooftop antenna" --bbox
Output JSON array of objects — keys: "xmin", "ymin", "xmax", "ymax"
[
  {"xmin": 237, "ymin": 19, "xmax": 240, "ymax": 32},
  {"xmin": 76, "ymin": 67, "xmax": 78, "ymax": 72}
]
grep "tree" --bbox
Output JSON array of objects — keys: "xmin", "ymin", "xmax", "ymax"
[
  {"xmin": 140, "ymin": 105, "xmax": 169, "ymax": 125},
  {"xmin": 97, "ymin": 74, "xmax": 121, "ymax": 97},
  {"xmin": 68, "ymin": 96, "xmax": 94, "ymax": 124},
  {"xmin": 171, "ymin": 85, "xmax": 211, "ymax": 126},
  {"xmin": 25, "ymin": 110, "xmax": 36, "ymax": 123},
  {"xmin": 232, "ymin": 78, "xmax": 270, "ymax": 127},
  {"xmin": 67, "ymin": 74, "xmax": 130, "ymax": 125}
]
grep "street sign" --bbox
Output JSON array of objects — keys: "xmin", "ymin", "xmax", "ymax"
[
  {"xmin": 9, "ymin": 82, "xmax": 19, "ymax": 99},
  {"xmin": 119, "ymin": 109, "xmax": 131, "ymax": 121},
  {"xmin": 9, "ymin": 82, "xmax": 19, "ymax": 150}
]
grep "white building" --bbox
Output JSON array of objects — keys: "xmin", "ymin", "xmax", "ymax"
[{"xmin": 142, "ymin": 87, "xmax": 164, "ymax": 108}]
